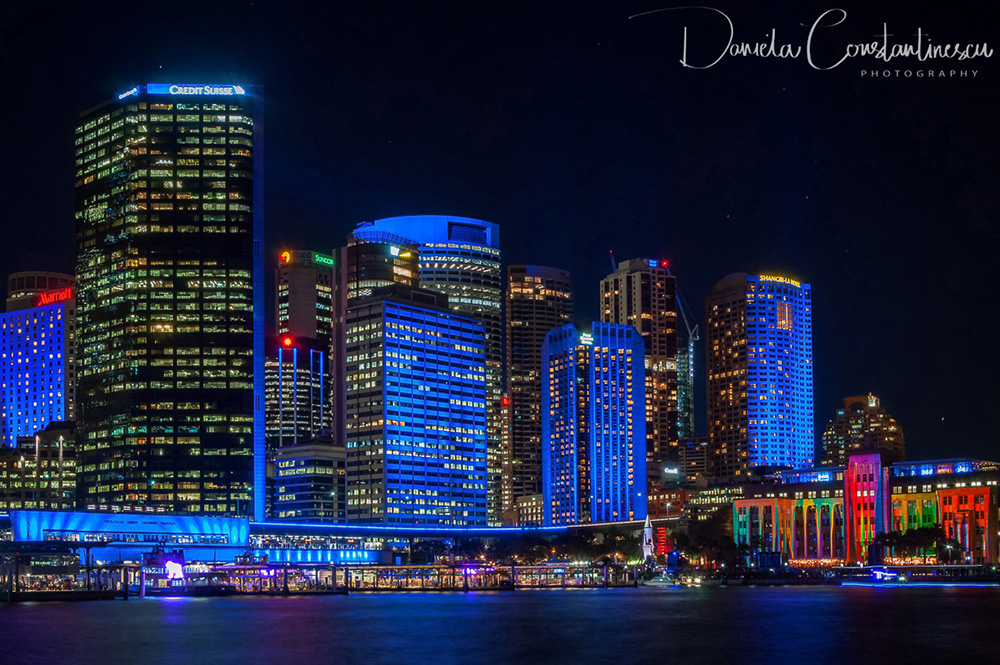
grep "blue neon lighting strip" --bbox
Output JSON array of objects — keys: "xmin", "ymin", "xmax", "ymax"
[
  {"xmin": 841, "ymin": 582, "xmax": 999, "ymax": 588},
  {"xmin": 252, "ymin": 520, "xmax": 567, "ymax": 536}
]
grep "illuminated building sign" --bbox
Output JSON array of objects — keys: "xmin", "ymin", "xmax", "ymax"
[
  {"xmin": 314, "ymin": 254, "xmax": 335, "ymax": 266},
  {"xmin": 33, "ymin": 287, "xmax": 74, "ymax": 307},
  {"xmin": 146, "ymin": 83, "xmax": 246, "ymax": 96},
  {"xmin": 758, "ymin": 275, "xmax": 802, "ymax": 288},
  {"xmin": 118, "ymin": 87, "xmax": 138, "ymax": 100},
  {"xmin": 280, "ymin": 251, "xmax": 291, "ymax": 263},
  {"xmin": 648, "ymin": 259, "xmax": 658, "ymax": 268},
  {"xmin": 165, "ymin": 561, "xmax": 186, "ymax": 580}
]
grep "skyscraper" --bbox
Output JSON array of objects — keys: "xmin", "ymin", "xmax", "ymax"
[
  {"xmin": 600, "ymin": 258, "xmax": 680, "ymax": 475},
  {"xmin": 505, "ymin": 265, "xmax": 574, "ymax": 516},
  {"xmin": 819, "ymin": 394, "xmax": 905, "ymax": 466},
  {"xmin": 266, "ymin": 250, "xmax": 334, "ymax": 453},
  {"xmin": 1, "ymin": 277, "xmax": 76, "ymax": 446},
  {"xmin": 542, "ymin": 323, "xmax": 647, "ymax": 525},
  {"xmin": 74, "ymin": 83, "xmax": 263, "ymax": 517},
  {"xmin": 264, "ymin": 335, "xmax": 329, "ymax": 450},
  {"xmin": 275, "ymin": 250, "xmax": 334, "ymax": 347},
  {"xmin": 331, "ymin": 232, "xmax": 419, "ymax": 448},
  {"xmin": 355, "ymin": 216, "xmax": 504, "ymax": 524},
  {"xmin": 344, "ymin": 286, "xmax": 488, "ymax": 526},
  {"xmin": 706, "ymin": 273, "xmax": 813, "ymax": 478}
]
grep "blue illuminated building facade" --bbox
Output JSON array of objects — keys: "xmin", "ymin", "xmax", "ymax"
[
  {"xmin": 542, "ymin": 323, "xmax": 647, "ymax": 526},
  {"xmin": 345, "ymin": 286, "xmax": 488, "ymax": 526},
  {"xmin": 707, "ymin": 274, "xmax": 813, "ymax": 477},
  {"xmin": 356, "ymin": 216, "xmax": 504, "ymax": 525},
  {"xmin": 1, "ymin": 300, "xmax": 75, "ymax": 447}
]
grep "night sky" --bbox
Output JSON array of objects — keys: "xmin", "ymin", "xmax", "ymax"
[{"xmin": 1, "ymin": 1, "xmax": 997, "ymax": 461}]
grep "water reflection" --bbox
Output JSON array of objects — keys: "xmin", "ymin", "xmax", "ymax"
[{"xmin": 3, "ymin": 587, "xmax": 997, "ymax": 664}]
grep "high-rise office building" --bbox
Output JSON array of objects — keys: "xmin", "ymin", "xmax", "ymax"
[
  {"xmin": 676, "ymin": 336, "xmax": 696, "ymax": 440},
  {"xmin": 344, "ymin": 286, "xmax": 488, "ymax": 526},
  {"xmin": 276, "ymin": 250, "xmax": 334, "ymax": 347},
  {"xmin": 506, "ymin": 265, "xmax": 573, "ymax": 516},
  {"xmin": 600, "ymin": 258, "xmax": 680, "ymax": 475},
  {"xmin": 706, "ymin": 273, "xmax": 813, "ymax": 478},
  {"xmin": 74, "ymin": 83, "xmax": 263, "ymax": 517},
  {"xmin": 273, "ymin": 439, "xmax": 345, "ymax": 522},
  {"xmin": 1, "ymin": 421, "xmax": 76, "ymax": 512},
  {"xmin": 819, "ymin": 394, "xmax": 905, "ymax": 466},
  {"xmin": 331, "ymin": 232, "xmax": 419, "ymax": 448},
  {"xmin": 355, "ymin": 216, "xmax": 504, "ymax": 524},
  {"xmin": 264, "ymin": 335, "xmax": 329, "ymax": 450},
  {"xmin": 542, "ymin": 323, "xmax": 647, "ymax": 526},
  {"xmin": 1, "ymin": 276, "xmax": 76, "ymax": 446},
  {"xmin": 267, "ymin": 250, "xmax": 334, "ymax": 454}
]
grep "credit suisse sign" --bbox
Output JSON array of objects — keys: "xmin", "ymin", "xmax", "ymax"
[{"xmin": 146, "ymin": 83, "xmax": 246, "ymax": 96}]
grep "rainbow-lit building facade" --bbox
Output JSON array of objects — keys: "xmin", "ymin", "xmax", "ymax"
[
  {"xmin": 734, "ymin": 453, "xmax": 1000, "ymax": 566},
  {"xmin": 542, "ymin": 323, "xmax": 647, "ymax": 526}
]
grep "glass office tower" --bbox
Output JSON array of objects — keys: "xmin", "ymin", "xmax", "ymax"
[
  {"xmin": 355, "ymin": 216, "xmax": 503, "ymax": 524},
  {"xmin": 600, "ymin": 258, "xmax": 680, "ymax": 473},
  {"xmin": 74, "ymin": 83, "xmax": 263, "ymax": 517},
  {"xmin": 344, "ymin": 286, "xmax": 488, "ymax": 526},
  {"xmin": 542, "ymin": 323, "xmax": 647, "ymax": 526},
  {"xmin": 506, "ymin": 265, "xmax": 574, "ymax": 516},
  {"xmin": 706, "ymin": 273, "xmax": 813, "ymax": 477},
  {"xmin": 268, "ymin": 250, "xmax": 334, "ymax": 452},
  {"xmin": 264, "ymin": 336, "xmax": 329, "ymax": 450}
]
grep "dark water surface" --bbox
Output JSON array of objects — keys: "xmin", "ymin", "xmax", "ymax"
[{"xmin": 3, "ymin": 586, "xmax": 997, "ymax": 664}]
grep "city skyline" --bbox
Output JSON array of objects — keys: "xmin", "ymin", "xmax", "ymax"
[
  {"xmin": 1, "ymin": 6, "xmax": 999, "ymax": 663},
  {"xmin": 0, "ymin": 1, "xmax": 996, "ymax": 466}
]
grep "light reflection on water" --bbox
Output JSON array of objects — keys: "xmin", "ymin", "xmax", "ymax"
[{"xmin": 3, "ymin": 586, "xmax": 998, "ymax": 664}]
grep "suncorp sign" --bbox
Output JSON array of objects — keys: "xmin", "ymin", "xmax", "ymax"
[{"xmin": 146, "ymin": 83, "xmax": 246, "ymax": 96}]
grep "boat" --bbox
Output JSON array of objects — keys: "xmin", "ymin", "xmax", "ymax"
[
  {"xmin": 644, "ymin": 572, "xmax": 679, "ymax": 587},
  {"xmin": 145, "ymin": 582, "xmax": 240, "ymax": 597},
  {"xmin": 644, "ymin": 572, "xmax": 703, "ymax": 587}
]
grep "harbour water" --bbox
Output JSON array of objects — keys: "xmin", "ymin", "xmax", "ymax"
[{"xmin": 3, "ymin": 586, "xmax": 998, "ymax": 664}]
